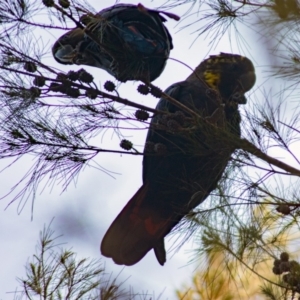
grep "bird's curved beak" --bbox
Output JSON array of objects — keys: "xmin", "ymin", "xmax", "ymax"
[
  {"xmin": 229, "ymin": 92, "xmax": 247, "ymax": 105},
  {"xmin": 239, "ymin": 71, "xmax": 256, "ymax": 93},
  {"xmin": 54, "ymin": 45, "xmax": 77, "ymax": 64},
  {"xmin": 230, "ymin": 71, "xmax": 256, "ymax": 105}
]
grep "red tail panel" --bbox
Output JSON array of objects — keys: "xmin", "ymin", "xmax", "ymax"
[{"xmin": 101, "ymin": 183, "xmax": 171, "ymax": 266}]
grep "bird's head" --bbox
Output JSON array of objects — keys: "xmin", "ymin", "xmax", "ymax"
[
  {"xmin": 52, "ymin": 28, "xmax": 85, "ymax": 65},
  {"xmin": 188, "ymin": 53, "xmax": 256, "ymax": 105}
]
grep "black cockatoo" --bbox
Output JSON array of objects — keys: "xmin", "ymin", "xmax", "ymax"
[
  {"xmin": 52, "ymin": 3, "xmax": 178, "ymax": 82},
  {"xmin": 101, "ymin": 53, "xmax": 256, "ymax": 266}
]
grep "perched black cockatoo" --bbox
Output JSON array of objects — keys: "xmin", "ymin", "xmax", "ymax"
[
  {"xmin": 52, "ymin": 3, "xmax": 178, "ymax": 82},
  {"xmin": 101, "ymin": 53, "xmax": 256, "ymax": 266}
]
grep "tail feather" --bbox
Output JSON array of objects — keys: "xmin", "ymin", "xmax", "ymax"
[
  {"xmin": 154, "ymin": 239, "xmax": 166, "ymax": 265},
  {"xmin": 101, "ymin": 183, "xmax": 172, "ymax": 266}
]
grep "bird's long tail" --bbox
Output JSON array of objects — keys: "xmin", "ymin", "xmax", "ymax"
[{"xmin": 101, "ymin": 183, "xmax": 174, "ymax": 266}]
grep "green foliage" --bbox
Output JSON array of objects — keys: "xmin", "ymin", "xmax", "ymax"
[{"xmin": 13, "ymin": 225, "xmax": 128, "ymax": 299}]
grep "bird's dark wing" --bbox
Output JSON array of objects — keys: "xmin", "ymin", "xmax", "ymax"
[
  {"xmin": 101, "ymin": 80, "xmax": 233, "ymax": 266},
  {"xmin": 143, "ymin": 80, "xmax": 222, "ymax": 183},
  {"xmin": 97, "ymin": 3, "xmax": 175, "ymax": 51}
]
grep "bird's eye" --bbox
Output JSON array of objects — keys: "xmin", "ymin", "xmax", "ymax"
[{"xmin": 232, "ymin": 92, "xmax": 242, "ymax": 102}]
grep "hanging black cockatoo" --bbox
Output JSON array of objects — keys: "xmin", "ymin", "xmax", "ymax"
[
  {"xmin": 101, "ymin": 53, "xmax": 256, "ymax": 266},
  {"xmin": 52, "ymin": 3, "xmax": 178, "ymax": 82}
]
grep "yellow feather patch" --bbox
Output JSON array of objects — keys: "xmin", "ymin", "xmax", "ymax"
[{"xmin": 203, "ymin": 70, "xmax": 220, "ymax": 88}]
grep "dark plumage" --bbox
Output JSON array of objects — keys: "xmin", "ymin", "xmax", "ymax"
[
  {"xmin": 52, "ymin": 3, "xmax": 178, "ymax": 82},
  {"xmin": 101, "ymin": 53, "xmax": 256, "ymax": 266}
]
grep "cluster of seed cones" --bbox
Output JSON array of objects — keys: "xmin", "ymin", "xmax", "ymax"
[{"xmin": 273, "ymin": 252, "xmax": 300, "ymax": 293}]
